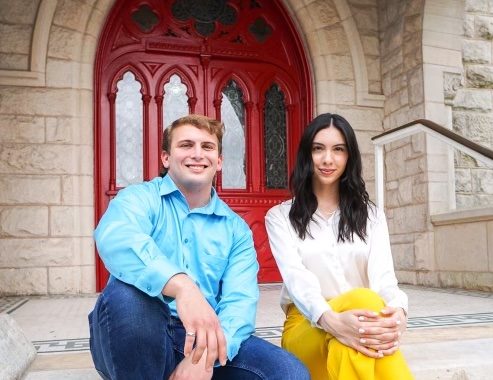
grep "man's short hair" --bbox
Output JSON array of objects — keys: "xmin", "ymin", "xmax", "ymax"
[{"xmin": 162, "ymin": 114, "xmax": 224, "ymax": 154}]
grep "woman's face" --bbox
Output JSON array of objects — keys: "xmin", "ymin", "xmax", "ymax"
[{"xmin": 311, "ymin": 126, "xmax": 349, "ymax": 191}]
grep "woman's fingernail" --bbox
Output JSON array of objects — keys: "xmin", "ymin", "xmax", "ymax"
[
  {"xmin": 360, "ymin": 338, "xmax": 366, "ymax": 344},
  {"xmin": 396, "ymin": 320, "xmax": 401, "ymax": 325},
  {"xmin": 394, "ymin": 341, "xmax": 399, "ymax": 346},
  {"xmin": 358, "ymin": 316, "xmax": 365, "ymax": 321},
  {"xmin": 359, "ymin": 328, "xmax": 365, "ymax": 334}
]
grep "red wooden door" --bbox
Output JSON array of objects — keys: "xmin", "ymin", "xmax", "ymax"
[{"xmin": 94, "ymin": 0, "xmax": 312, "ymax": 290}]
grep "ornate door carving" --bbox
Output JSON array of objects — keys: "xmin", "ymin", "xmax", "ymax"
[{"xmin": 95, "ymin": 0, "xmax": 312, "ymax": 289}]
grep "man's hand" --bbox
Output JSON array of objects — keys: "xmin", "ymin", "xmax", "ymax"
[
  {"xmin": 168, "ymin": 349, "xmax": 213, "ymax": 380},
  {"xmin": 163, "ymin": 274, "xmax": 227, "ymax": 370}
]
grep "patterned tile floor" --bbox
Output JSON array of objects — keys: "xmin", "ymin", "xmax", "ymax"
[
  {"xmin": 2, "ymin": 284, "xmax": 492, "ymax": 379},
  {"xmin": 2, "ymin": 284, "xmax": 492, "ymax": 355}
]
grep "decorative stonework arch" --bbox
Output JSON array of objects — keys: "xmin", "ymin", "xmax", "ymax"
[
  {"xmin": 283, "ymin": 0, "xmax": 384, "ymax": 109},
  {"xmin": 333, "ymin": 0, "xmax": 384, "ymax": 107},
  {"xmin": 0, "ymin": 0, "xmax": 57, "ymax": 87}
]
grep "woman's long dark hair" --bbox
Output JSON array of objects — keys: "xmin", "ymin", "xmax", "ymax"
[{"xmin": 289, "ymin": 113, "xmax": 372, "ymax": 242}]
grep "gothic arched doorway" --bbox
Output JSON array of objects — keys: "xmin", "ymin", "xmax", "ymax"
[{"xmin": 94, "ymin": 0, "xmax": 312, "ymax": 290}]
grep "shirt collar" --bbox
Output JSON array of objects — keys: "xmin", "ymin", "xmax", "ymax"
[{"xmin": 159, "ymin": 175, "xmax": 229, "ymax": 217}]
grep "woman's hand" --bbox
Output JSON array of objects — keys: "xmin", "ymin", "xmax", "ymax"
[
  {"xmin": 359, "ymin": 307, "xmax": 406, "ymax": 356},
  {"xmin": 318, "ymin": 307, "xmax": 406, "ymax": 358},
  {"xmin": 318, "ymin": 309, "xmax": 383, "ymax": 358}
]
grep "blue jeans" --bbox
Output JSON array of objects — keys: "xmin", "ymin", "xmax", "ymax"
[{"xmin": 89, "ymin": 279, "xmax": 309, "ymax": 380}]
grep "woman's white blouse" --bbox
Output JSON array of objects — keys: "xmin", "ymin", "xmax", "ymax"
[{"xmin": 265, "ymin": 200, "xmax": 408, "ymax": 325}]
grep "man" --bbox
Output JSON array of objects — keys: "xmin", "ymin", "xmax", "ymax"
[{"xmin": 89, "ymin": 115, "xmax": 309, "ymax": 380}]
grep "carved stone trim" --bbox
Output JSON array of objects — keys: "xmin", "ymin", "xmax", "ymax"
[
  {"xmin": 0, "ymin": 0, "xmax": 57, "ymax": 87},
  {"xmin": 444, "ymin": 72, "xmax": 463, "ymax": 105}
]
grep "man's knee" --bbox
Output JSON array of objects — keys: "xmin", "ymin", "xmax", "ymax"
[
  {"xmin": 92, "ymin": 280, "xmax": 170, "ymax": 345},
  {"xmin": 90, "ymin": 280, "xmax": 174, "ymax": 379}
]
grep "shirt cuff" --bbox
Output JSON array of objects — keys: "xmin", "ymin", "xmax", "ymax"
[
  {"xmin": 311, "ymin": 302, "xmax": 332, "ymax": 328},
  {"xmin": 386, "ymin": 299, "xmax": 408, "ymax": 315},
  {"xmin": 134, "ymin": 256, "xmax": 183, "ymax": 297},
  {"xmin": 225, "ymin": 336, "xmax": 241, "ymax": 361}
]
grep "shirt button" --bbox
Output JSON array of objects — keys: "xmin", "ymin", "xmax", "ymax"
[
  {"xmin": 184, "ymin": 238, "xmax": 189, "ymax": 243},
  {"xmin": 119, "ymin": 272, "xmax": 123, "ymax": 278},
  {"xmin": 147, "ymin": 285, "xmax": 151, "ymax": 291},
  {"xmin": 185, "ymin": 264, "xmax": 189, "ymax": 269}
]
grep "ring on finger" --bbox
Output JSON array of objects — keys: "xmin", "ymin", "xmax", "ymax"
[{"xmin": 186, "ymin": 331, "xmax": 196, "ymax": 337}]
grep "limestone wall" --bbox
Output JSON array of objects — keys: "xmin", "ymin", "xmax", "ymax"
[
  {"xmin": 452, "ymin": 0, "xmax": 493, "ymax": 208},
  {"xmin": 377, "ymin": 0, "xmax": 430, "ymax": 284},
  {"xmin": 0, "ymin": 0, "xmax": 114, "ymax": 295},
  {"xmin": 0, "ymin": 0, "xmax": 40, "ymax": 71},
  {"xmin": 377, "ymin": 0, "xmax": 493, "ymax": 290}
]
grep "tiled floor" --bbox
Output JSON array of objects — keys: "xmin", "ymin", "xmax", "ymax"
[{"xmin": 3, "ymin": 284, "xmax": 493, "ymax": 379}]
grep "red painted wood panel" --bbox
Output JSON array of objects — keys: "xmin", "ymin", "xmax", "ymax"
[{"xmin": 94, "ymin": 0, "xmax": 312, "ymax": 290}]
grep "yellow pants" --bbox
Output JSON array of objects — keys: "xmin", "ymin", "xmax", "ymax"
[{"xmin": 282, "ymin": 288, "xmax": 414, "ymax": 380}]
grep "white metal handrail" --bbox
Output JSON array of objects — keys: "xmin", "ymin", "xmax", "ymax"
[{"xmin": 372, "ymin": 119, "xmax": 493, "ymax": 208}]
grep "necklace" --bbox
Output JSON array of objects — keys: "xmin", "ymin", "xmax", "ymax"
[{"xmin": 318, "ymin": 207, "xmax": 338, "ymax": 219}]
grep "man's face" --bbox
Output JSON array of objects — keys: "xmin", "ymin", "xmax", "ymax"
[{"xmin": 161, "ymin": 124, "xmax": 222, "ymax": 194}]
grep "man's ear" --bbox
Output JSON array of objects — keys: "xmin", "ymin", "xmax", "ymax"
[
  {"xmin": 216, "ymin": 154, "xmax": 223, "ymax": 172},
  {"xmin": 161, "ymin": 151, "xmax": 170, "ymax": 168}
]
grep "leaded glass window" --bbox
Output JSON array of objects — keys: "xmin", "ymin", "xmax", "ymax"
[
  {"xmin": 221, "ymin": 80, "xmax": 246, "ymax": 189},
  {"xmin": 171, "ymin": 0, "xmax": 237, "ymax": 37},
  {"xmin": 116, "ymin": 71, "xmax": 143, "ymax": 187},
  {"xmin": 264, "ymin": 84, "xmax": 287, "ymax": 189},
  {"xmin": 163, "ymin": 74, "xmax": 189, "ymax": 130},
  {"xmin": 131, "ymin": 4, "xmax": 159, "ymax": 32},
  {"xmin": 249, "ymin": 17, "xmax": 272, "ymax": 43}
]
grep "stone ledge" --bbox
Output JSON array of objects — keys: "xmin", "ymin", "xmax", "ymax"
[
  {"xmin": 431, "ymin": 206, "xmax": 493, "ymax": 226},
  {"xmin": 0, "ymin": 313, "xmax": 37, "ymax": 380}
]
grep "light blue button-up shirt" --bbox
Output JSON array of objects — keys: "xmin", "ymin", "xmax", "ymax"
[{"xmin": 94, "ymin": 175, "xmax": 259, "ymax": 360}]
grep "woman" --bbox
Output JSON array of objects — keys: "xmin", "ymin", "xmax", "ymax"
[{"xmin": 265, "ymin": 113, "xmax": 414, "ymax": 380}]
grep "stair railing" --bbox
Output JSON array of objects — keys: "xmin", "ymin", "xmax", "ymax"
[{"xmin": 372, "ymin": 119, "xmax": 493, "ymax": 208}]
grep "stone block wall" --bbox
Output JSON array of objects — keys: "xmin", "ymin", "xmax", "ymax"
[
  {"xmin": 347, "ymin": 0, "xmax": 381, "ymax": 94},
  {"xmin": 377, "ymin": 0, "xmax": 430, "ymax": 281},
  {"xmin": 0, "ymin": 0, "xmax": 40, "ymax": 71},
  {"xmin": 0, "ymin": 0, "xmax": 112, "ymax": 295},
  {"xmin": 451, "ymin": 0, "xmax": 493, "ymax": 208},
  {"xmin": 378, "ymin": 0, "xmax": 493, "ymax": 290}
]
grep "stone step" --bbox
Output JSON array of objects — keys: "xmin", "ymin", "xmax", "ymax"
[
  {"xmin": 402, "ymin": 324, "xmax": 493, "ymax": 380},
  {"xmin": 26, "ymin": 329, "xmax": 493, "ymax": 379},
  {"xmin": 404, "ymin": 338, "xmax": 493, "ymax": 379}
]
